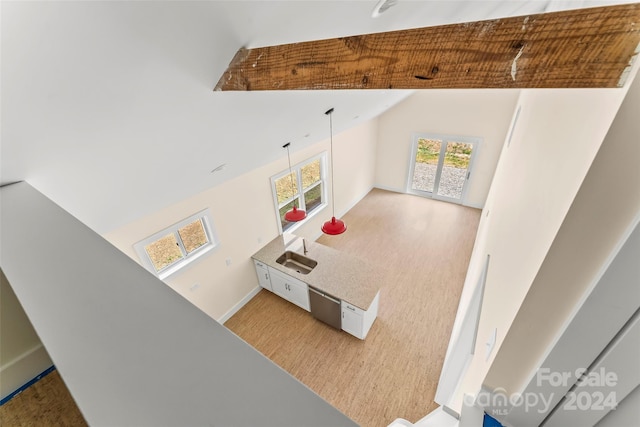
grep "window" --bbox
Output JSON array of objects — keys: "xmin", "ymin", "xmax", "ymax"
[
  {"xmin": 271, "ymin": 153, "xmax": 327, "ymax": 233},
  {"xmin": 134, "ymin": 209, "xmax": 218, "ymax": 279},
  {"xmin": 407, "ymin": 133, "xmax": 480, "ymax": 203}
]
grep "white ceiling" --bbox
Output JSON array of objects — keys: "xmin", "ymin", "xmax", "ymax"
[{"xmin": 1, "ymin": 0, "xmax": 634, "ymax": 233}]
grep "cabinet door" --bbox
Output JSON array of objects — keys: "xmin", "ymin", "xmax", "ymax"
[
  {"xmin": 341, "ymin": 303, "xmax": 363, "ymax": 339},
  {"xmin": 268, "ymin": 268, "xmax": 310, "ymax": 312},
  {"xmin": 287, "ymin": 280, "xmax": 310, "ymax": 312},
  {"xmin": 253, "ymin": 260, "xmax": 271, "ymax": 290},
  {"xmin": 268, "ymin": 269, "xmax": 289, "ymax": 300}
]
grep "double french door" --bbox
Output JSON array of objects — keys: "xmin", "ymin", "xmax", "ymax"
[{"xmin": 407, "ymin": 133, "xmax": 479, "ymax": 203}]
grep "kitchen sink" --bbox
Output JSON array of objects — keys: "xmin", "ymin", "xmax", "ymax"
[{"xmin": 275, "ymin": 251, "xmax": 318, "ymax": 275}]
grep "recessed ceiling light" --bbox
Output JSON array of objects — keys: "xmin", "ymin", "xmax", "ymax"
[
  {"xmin": 371, "ymin": 0, "xmax": 398, "ymax": 18},
  {"xmin": 210, "ymin": 163, "xmax": 226, "ymax": 174}
]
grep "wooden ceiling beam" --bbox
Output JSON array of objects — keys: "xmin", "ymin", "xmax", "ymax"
[{"xmin": 214, "ymin": 4, "xmax": 640, "ymax": 91}]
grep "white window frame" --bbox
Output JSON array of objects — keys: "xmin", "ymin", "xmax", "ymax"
[
  {"xmin": 406, "ymin": 132, "xmax": 481, "ymax": 204},
  {"xmin": 270, "ymin": 152, "xmax": 328, "ymax": 234},
  {"xmin": 134, "ymin": 209, "xmax": 219, "ymax": 280}
]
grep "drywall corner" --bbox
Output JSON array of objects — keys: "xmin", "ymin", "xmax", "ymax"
[{"xmin": 0, "ymin": 269, "xmax": 53, "ymax": 400}]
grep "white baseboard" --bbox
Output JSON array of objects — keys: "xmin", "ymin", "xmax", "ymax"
[
  {"xmin": 373, "ymin": 184, "xmax": 405, "ymax": 194},
  {"xmin": 218, "ymin": 286, "xmax": 261, "ymax": 324},
  {"xmin": 0, "ymin": 344, "xmax": 52, "ymax": 400},
  {"xmin": 336, "ymin": 185, "xmax": 375, "ymax": 219},
  {"xmin": 309, "ymin": 185, "xmax": 376, "ymax": 242},
  {"xmin": 373, "ymin": 185, "xmax": 485, "ymax": 210},
  {"xmin": 463, "ymin": 201, "xmax": 484, "ymax": 209}
]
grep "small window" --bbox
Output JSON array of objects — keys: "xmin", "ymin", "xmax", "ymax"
[
  {"xmin": 134, "ymin": 210, "xmax": 218, "ymax": 279},
  {"xmin": 271, "ymin": 153, "xmax": 327, "ymax": 234}
]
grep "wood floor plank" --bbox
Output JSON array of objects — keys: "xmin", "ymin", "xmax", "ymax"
[
  {"xmin": 0, "ymin": 370, "xmax": 87, "ymax": 427},
  {"xmin": 225, "ymin": 189, "xmax": 481, "ymax": 426}
]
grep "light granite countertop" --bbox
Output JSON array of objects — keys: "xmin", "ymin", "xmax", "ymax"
[{"xmin": 252, "ymin": 234, "xmax": 383, "ymax": 311}]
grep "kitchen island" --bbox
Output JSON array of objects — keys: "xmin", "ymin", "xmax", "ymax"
[{"xmin": 252, "ymin": 234, "xmax": 382, "ymax": 339}]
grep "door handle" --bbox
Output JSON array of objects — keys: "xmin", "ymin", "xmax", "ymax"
[{"xmin": 265, "ymin": 273, "xmax": 269, "ymax": 280}]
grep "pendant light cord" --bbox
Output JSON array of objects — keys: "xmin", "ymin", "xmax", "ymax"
[
  {"xmin": 325, "ymin": 108, "xmax": 336, "ymax": 218},
  {"xmin": 283, "ymin": 142, "xmax": 297, "ymax": 209},
  {"xmin": 321, "ymin": 107, "xmax": 346, "ymax": 235}
]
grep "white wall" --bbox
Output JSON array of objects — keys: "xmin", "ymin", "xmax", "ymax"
[
  {"xmin": 104, "ymin": 119, "xmax": 378, "ymax": 321},
  {"xmin": 447, "ymin": 85, "xmax": 630, "ymax": 412},
  {"xmin": 485, "ymin": 72, "xmax": 640, "ymax": 400},
  {"xmin": 0, "ymin": 269, "xmax": 53, "ymax": 400},
  {"xmin": 374, "ymin": 89, "xmax": 520, "ymax": 208},
  {"xmin": 1, "ymin": 182, "xmax": 357, "ymax": 426},
  {"xmin": 596, "ymin": 384, "xmax": 640, "ymax": 427}
]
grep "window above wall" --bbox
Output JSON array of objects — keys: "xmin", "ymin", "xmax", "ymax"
[
  {"xmin": 134, "ymin": 209, "xmax": 218, "ymax": 280},
  {"xmin": 271, "ymin": 152, "xmax": 327, "ymax": 234}
]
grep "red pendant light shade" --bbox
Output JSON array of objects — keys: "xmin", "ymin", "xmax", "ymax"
[
  {"xmin": 282, "ymin": 142, "xmax": 306, "ymax": 222},
  {"xmin": 322, "ymin": 216, "xmax": 347, "ymax": 235},
  {"xmin": 322, "ymin": 108, "xmax": 346, "ymax": 235},
  {"xmin": 285, "ymin": 205, "xmax": 306, "ymax": 222}
]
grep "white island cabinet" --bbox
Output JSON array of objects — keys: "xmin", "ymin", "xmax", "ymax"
[
  {"xmin": 252, "ymin": 234, "xmax": 383, "ymax": 340},
  {"xmin": 253, "ymin": 260, "xmax": 272, "ymax": 291},
  {"xmin": 268, "ymin": 267, "xmax": 310, "ymax": 312},
  {"xmin": 341, "ymin": 291, "xmax": 380, "ymax": 340}
]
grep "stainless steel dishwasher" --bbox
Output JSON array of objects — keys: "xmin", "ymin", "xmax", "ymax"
[{"xmin": 308, "ymin": 286, "xmax": 342, "ymax": 330}]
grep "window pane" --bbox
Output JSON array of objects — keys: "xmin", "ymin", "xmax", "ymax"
[
  {"xmin": 279, "ymin": 198, "xmax": 300, "ymax": 231},
  {"xmin": 145, "ymin": 233, "xmax": 183, "ymax": 272},
  {"xmin": 275, "ymin": 172, "xmax": 298, "ymax": 203},
  {"xmin": 437, "ymin": 141, "xmax": 474, "ymax": 200},
  {"xmin": 412, "ymin": 138, "xmax": 442, "ymax": 193},
  {"xmin": 304, "ymin": 183, "xmax": 322, "ymax": 212},
  {"xmin": 301, "ymin": 159, "xmax": 321, "ymax": 189},
  {"xmin": 178, "ymin": 219, "xmax": 208, "ymax": 254}
]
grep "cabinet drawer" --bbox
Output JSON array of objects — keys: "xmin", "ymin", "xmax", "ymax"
[
  {"xmin": 253, "ymin": 259, "xmax": 272, "ymax": 291},
  {"xmin": 341, "ymin": 301, "xmax": 363, "ymax": 339},
  {"xmin": 342, "ymin": 302, "xmax": 364, "ymax": 316}
]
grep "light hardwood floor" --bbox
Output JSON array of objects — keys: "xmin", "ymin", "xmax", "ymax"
[
  {"xmin": 0, "ymin": 370, "xmax": 87, "ymax": 426},
  {"xmin": 225, "ymin": 188, "xmax": 481, "ymax": 427},
  {"xmin": 0, "ymin": 189, "xmax": 479, "ymax": 426}
]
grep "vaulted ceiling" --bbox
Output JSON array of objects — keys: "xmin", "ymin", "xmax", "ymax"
[
  {"xmin": 1, "ymin": 1, "xmax": 636, "ymax": 233},
  {"xmin": 216, "ymin": 4, "xmax": 640, "ymax": 91}
]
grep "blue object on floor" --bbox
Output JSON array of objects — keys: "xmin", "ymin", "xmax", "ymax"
[
  {"xmin": 483, "ymin": 412, "xmax": 504, "ymax": 427},
  {"xmin": 0, "ymin": 365, "xmax": 56, "ymax": 406}
]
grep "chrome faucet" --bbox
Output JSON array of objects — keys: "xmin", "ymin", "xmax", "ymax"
[{"xmin": 303, "ymin": 238, "xmax": 308, "ymax": 255}]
